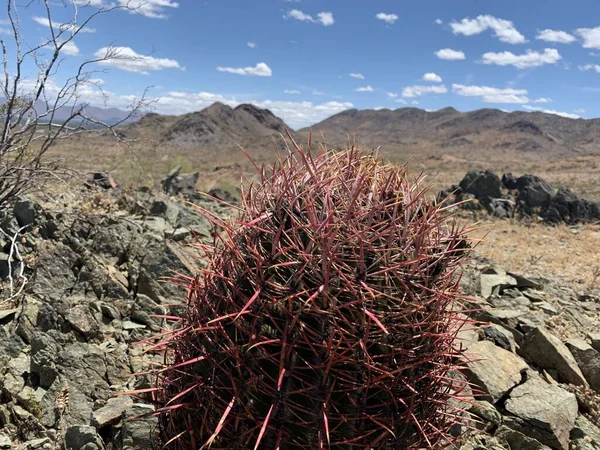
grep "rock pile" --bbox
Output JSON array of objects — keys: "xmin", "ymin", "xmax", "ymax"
[
  {"xmin": 0, "ymin": 186, "xmax": 231, "ymax": 450},
  {"xmin": 456, "ymin": 261, "xmax": 600, "ymax": 450},
  {"xmin": 0, "ymin": 185, "xmax": 598, "ymax": 449},
  {"xmin": 440, "ymin": 170, "xmax": 600, "ymax": 224}
]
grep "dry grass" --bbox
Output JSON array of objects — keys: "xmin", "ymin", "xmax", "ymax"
[
  {"xmin": 47, "ymin": 131, "xmax": 600, "ymax": 201},
  {"xmin": 469, "ymin": 218, "xmax": 600, "ymax": 291}
]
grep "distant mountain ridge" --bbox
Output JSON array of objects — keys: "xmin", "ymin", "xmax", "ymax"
[
  {"xmin": 297, "ymin": 107, "xmax": 600, "ymax": 156},
  {"xmin": 0, "ymin": 98, "xmax": 136, "ymax": 126},
  {"xmin": 48, "ymin": 102, "xmax": 600, "ymax": 160}
]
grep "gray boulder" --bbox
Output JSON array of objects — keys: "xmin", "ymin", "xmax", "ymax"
[
  {"xmin": 122, "ymin": 404, "xmax": 157, "ymax": 450},
  {"xmin": 565, "ymin": 339, "xmax": 600, "ymax": 391},
  {"xmin": 520, "ymin": 327, "xmax": 588, "ymax": 387},
  {"xmin": 65, "ymin": 425, "xmax": 105, "ymax": 450},
  {"xmin": 504, "ymin": 379, "xmax": 578, "ymax": 450},
  {"xmin": 464, "ymin": 340, "xmax": 529, "ymax": 403},
  {"xmin": 91, "ymin": 396, "xmax": 134, "ymax": 428},
  {"xmin": 515, "ymin": 175, "xmax": 553, "ymax": 211},
  {"xmin": 161, "ymin": 166, "xmax": 199, "ymax": 197},
  {"xmin": 459, "ymin": 170, "xmax": 502, "ymax": 207}
]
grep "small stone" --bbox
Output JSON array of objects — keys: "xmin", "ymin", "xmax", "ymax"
[
  {"xmin": 504, "ymin": 379, "xmax": 577, "ymax": 450},
  {"xmin": 464, "ymin": 340, "xmax": 529, "ymax": 403},
  {"xmin": 65, "ymin": 425, "xmax": 103, "ymax": 450},
  {"xmin": 486, "ymin": 308, "xmax": 528, "ymax": 330},
  {"xmin": 122, "ymin": 404, "xmax": 157, "ymax": 450},
  {"xmin": 520, "ymin": 327, "xmax": 588, "ymax": 387},
  {"xmin": 0, "ymin": 434, "xmax": 11, "ymax": 449},
  {"xmin": 478, "ymin": 268, "xmax": 517, "ymax": 298},
  {"xmin": 170, "ymin": 227, "xmax": 191, "ymax": 242},
  {"xmin": 3, "ymin": 372, "xmax": 25, "ymax": 397},
  {"xmin": 571, "ymin": 414, "xmax": 600, "ymax": 448},
  {"xmin": 588, "ymin": 332, "xmax": 600, "ymax": 352},
  {"xmin": 565, "ymin": 339, "xmax": 600, "ymax": 391},
  {"xmin": 13, "ymin": 200, "xmax": 40, "ymax": 227},
  {"xmin": 91, "ymin": 396, "xmax": 134, "ymax": 428},
  {"xmin": 65, "ymin": 305, "xmax": 97, "ymax": 337},
  {"xmin": 523, "ymin": 289, "xmax": 546, "ymax": 302},
  {"xmin": 480, "ymin": 324, "xmax": 517, "ymax": 352},
  {"xmin": 495, "ymin": 426, "xmax": 552, "ymax": 450},
  {"xmin": 22, "ymin": 438, "xmax": 51, "ymax": 449},
  {"xmin": 0, "ymin": 405, "xmax": 10, "ymax": 426},
  {"xmin": 536, "ymin": 302, "xmax": 559, "ymax": 316},
  {"xmin": 469, "ymin": 400, "xmax": 502, "ymax": 428},
  {"xmin": 0, "ymin": 309, "xmax": 18, "ymax": 321},
  {"xmin": 122, "ymin": 321, "xmax": 146, "ymax": 331}
]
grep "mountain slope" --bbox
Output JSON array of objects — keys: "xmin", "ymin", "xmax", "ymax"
[
  {"xmin": 298, "ymin": 107, "xmax": 600, "ymax": 156},
  {"xmin": 161, "ymin": 102, "xmax": 293, "ymax": 149}
]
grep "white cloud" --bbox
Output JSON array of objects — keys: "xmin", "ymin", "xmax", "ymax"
[
  {"xmin": 350, "ymin": 73, "xmax": 365, "ymax": 79},
  {"xmin": 574, "ymin": 108, "xmax": 586, "ymax": 114},
  {"xmin": 312, "ymin": 90, "xmax": 324, "ymax": 96},
  {"xmin": 423, "ymin": 72, "xmax": 442, "ymax": 82},
  {"xmin": 579, "ymin": 64, "xmax": 600, "ymax": 73},
  {"xmin": 217, "ymin": 62, "xmax": 272, "ymax": 77},
  {"xmin": 481, "ymin": 48, "xmax": 561, "ymax": 69},
  {"xmin": 117, "ymin": 0, "xmax": 179, "ymax": 19},
  {"xmin": 536, "ymin": 29, "xmax": 576, "ymax": 44},
  {"xmin": 533, "ymin": 97, "xmax": 552, "ymax": 103},
  {"xmin": 450, "ymin": 15, "xmax": 526, "ymax": 44},
  {"xmin": 317, "ymin": 12, "xmax": 334, "ymax": 26},
  {"xmin": 32, "ymin": 16, "xmax": 96, "ymax": 33},
  {"xmin": 387, "ymin": 92, "xmax": 398, "ymax": 98},
  {"xmin": 61, "ymin": 41, "xmax": 80, "ymax": 56},
  {"xmin": 284, "ymin": 89, "xmax": 301, "ymax": 94},
  {"xmin": 435, "ymin": 19, "xmax": 443, "ymax": 25},
  {"xmin": 576, "ymin": 26, "xmax": 600, "ymax": 50},
  {"xmin": 402, "ymin": 84, "xmax": 447, "ymax": 98},
  {"xmin": 284, "ymin": 9, "xmax": 334, "ymax": 26},
  {"xmin": 395, "ymin": 98, "xmax": 407, "ymax": 104},
  {"xmin": 522, "ymin": 105, "xmax": 580, "ymax": 119},
  {"xmin": 375, "ymin": 13, "xmax": 398, "ymax": 24},
  {"xmin": 435, "ymin": 48, "xmax": 466, "ymax": 60},
  {"xmin": 355, "ymin": 85, "xmax": 374, "ymax": 92},
  {"xmin": 247, "ymin": 42, "xmax": 257, "ymax": 49},
  {"xmin": 94, "ymin": 47, "xmax": 180, "ymax": 74},
  {"xmin": 411, "ymin": 101, "xmax": 420, "ymax": 105},
  {"xmin": 452, "ymin": 84, "xmax": 529, "ymax": 103},
  {"xmin": 0, "ymin": 27, "xmax": 11, "ymax": 35}
]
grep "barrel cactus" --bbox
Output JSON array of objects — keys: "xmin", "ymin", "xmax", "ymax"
[{"xmin": 148, "ymin": 146, "xmax": 473, "ymax": 449}]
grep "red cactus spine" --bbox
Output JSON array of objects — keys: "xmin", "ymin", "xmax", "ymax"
[{"xmin": 146, "ymin": 145, "xmax": 474, "ymax": 449}]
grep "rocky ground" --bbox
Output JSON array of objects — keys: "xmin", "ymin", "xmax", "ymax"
[{"xmin": 0, "ymin": 172, "xmax": 597, "ymax": 450}]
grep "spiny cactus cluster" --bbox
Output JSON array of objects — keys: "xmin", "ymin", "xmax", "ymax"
[{"xmin": 146, "ymin": 145, "xmax": 474, "ymax": 449}]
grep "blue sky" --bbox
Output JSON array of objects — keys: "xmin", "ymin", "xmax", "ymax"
[{"xmin": 4, "ymin": 0, "xmax": 600, "ymax": 128}]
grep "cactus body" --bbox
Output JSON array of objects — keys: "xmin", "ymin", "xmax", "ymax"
[{"xmin": 150, "ymin": 147, "xmax": 472, "ymax": 449}]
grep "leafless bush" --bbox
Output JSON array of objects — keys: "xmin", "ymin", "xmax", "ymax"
[{"xmin": 0, "ymin": 0, "xmax": 152, "ymax": 210}]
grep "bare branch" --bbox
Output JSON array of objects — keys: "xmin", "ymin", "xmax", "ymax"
[{"xmin": 0, "ymin": 0, "xmax": 152, "ymax": 210}]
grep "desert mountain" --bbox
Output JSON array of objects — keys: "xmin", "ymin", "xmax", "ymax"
[
  {"xmin": 122, "ymin": 102, "xmax": 295, "ymax": 151},
  {"xmin": 298, "ymin": 107, "xmax": 600, "ymax": 156}
]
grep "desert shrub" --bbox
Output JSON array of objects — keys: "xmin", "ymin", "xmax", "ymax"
[{"xmin": 148, "ymin": 146, "xmax": 473, "ymax": 449}]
